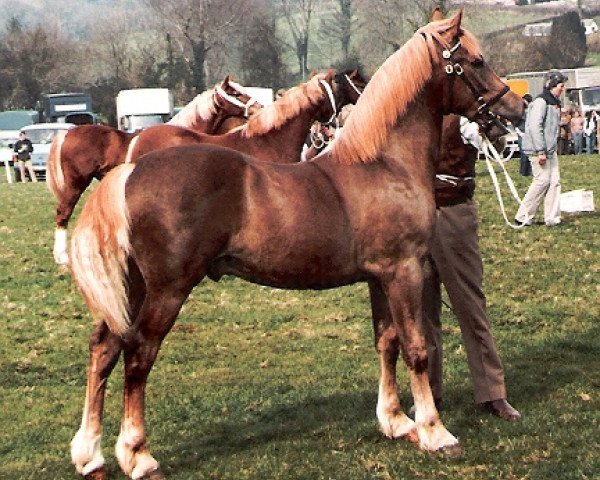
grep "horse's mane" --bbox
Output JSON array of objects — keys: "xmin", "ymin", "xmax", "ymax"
[
  {"xmin": 242, "ymin": 74, "xmax": 329, "ymax": 137},
  {"xmin": 330, "ymin": 17, "xmax": 480, "ymax": 164},
  {"xmin": 167, "ymin": 89, "xmax": 215, "ymax": 128}
]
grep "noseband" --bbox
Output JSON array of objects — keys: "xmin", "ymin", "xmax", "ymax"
[
  {"xmin": 215, "ymin": 85, "xmax": 260, "ymax": 117},
  {"xmin": 436, "ymin": 36, "xmax": 510, "ymax": 132}
]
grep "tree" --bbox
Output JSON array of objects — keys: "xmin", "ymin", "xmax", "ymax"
[
  {"xmin": 275, "ymin": 0, "xmax": 314, "ymax": 80},
  {"xmin": 239, "ymin": 11, "xmax": 287, "ymax": 89},
  {"xmin": 547, "ymin": 11, "xmax": 587, "ymax": 69},
  {"xmin": 144, "ymin": 0, "xmax": 252, "ymax": 96},
  {"xmin": 318, "ymin": 0, "xmax": 357, "ymax": 64}
]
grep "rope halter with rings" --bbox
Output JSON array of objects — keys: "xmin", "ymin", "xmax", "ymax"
[
  {"xmin": 308, "ymin": 78, "xmax": 340, "ymax": 150},
  {"xmin": 215, "ymin": 84, "xmax": 261, "ymax": 117}
]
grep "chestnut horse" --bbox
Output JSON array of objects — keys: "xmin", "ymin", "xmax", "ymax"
[
  {"xmin": 127, "ymin": 68, "xmax": 366, "ymax": 163},
  {"xmin": 69, "ymin": 11, "xmax": 524, "ymax": 479},
  {"xmin": 47, "ymin": 77, "xmax": 259, "ymax": 266}
]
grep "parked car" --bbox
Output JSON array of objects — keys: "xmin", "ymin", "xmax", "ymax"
[{"xmin": 13, "ymin": 123, "xmax": 75, "ymax": 181}]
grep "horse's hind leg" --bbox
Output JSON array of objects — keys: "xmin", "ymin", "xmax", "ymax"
[
  {"xmin": 383, "ymin": 259, "xmax": 460, "ymax": 454},
  {"xmin": 71, "ymin": 322, "xmax": 122, "ymax": 478},
  {"xmin": 368, "ymin": 280, "xmax": 417, "ymax": 442},
  {"xmin": 115, "ymin": 286, "xmax": 190, "ymax": 479}
]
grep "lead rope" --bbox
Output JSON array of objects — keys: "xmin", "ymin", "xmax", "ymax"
[{"xmin": 480, "ymin": 137, "xmax": 534, "ymax": 229}]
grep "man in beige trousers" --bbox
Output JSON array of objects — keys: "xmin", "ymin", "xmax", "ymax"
[
  {"xmin": 420, "ymin": 115, "xmax": 521, "ymax": 422},
  {"xmin": 515, "ymin": 71, "xmax": 567, "ymax": 226}
]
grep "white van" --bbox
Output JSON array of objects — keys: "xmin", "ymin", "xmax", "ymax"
[{"xmin": 13, "ymin": 123, "xmax": 75, "ymax": 181}]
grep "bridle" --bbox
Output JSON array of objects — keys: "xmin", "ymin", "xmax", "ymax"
[
  {"xmin": 344, "ymin": 74, "xmax": 364, "ymax": 97},
  {"xmin": 214, "ymin": 85, "xmax": 261, "ymax": 118},
  {"xmin": 318, "ymin": 78, "xmax": 339, "ymax": 125},
  {"xmin": 428, "ymin": 32, "xmax": 511, "ymax": 134}
]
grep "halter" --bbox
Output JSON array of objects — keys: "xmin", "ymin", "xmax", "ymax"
[
  {"xmin": 344, "ymin": 74, "xmax": 363, "ymax": 97},
  {"xmin": 319, "ymin": 78, "xmax": 338, "ymax": 125},
  {"xmin": 215, "ymin": 85, "xmax": 260, "ymax": 117},
  {"xmin": 430, "ymin": 32, "xmax": 511, "ymax": 129}
]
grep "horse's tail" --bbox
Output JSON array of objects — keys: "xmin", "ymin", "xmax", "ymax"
[
  {"xmin": 46, "ymin": 130, "xmax": 68, "ymax": 200},
  {"xmin": 70, "ymin": 164, "xmax": 136, "ymax": 336}
]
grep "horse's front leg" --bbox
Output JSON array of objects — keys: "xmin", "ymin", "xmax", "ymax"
[
  {"xmin": 71, "ymin": 322, "xmax": 122, "ymax": 479},
  {"xmin": 383, "ymin": 259, "xmax": 461, "ymax": 455},
  {"xmin": 368, "ymin": 280, "xmax": 418, "ymax": 443}
]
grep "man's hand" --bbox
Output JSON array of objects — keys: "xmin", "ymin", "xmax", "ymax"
[{"xmin": 538, "ymin": 152, "xmax": 547, "ymax": 166}]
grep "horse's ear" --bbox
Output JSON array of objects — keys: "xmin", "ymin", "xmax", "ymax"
[
  {"xmin": 308, "ymin": 69, "xmax": 318, "ymax": 79},
  {"xmin": 431, "ymin": 7, "xmax": 444, "ymax": 22},
  {"xmin": 325, "ymin": 68, "xmax": 335, "ymax": 81},
  {"xmin": 221, "ymin": 75, "xmax": 231, "ymax": 88},
  {"xmin": 447, "ymin": 6, "xmax": 464, "ymax": 32}
]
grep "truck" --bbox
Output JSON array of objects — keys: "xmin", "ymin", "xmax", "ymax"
[
  {"xmin": 116, "ymin": 88, "xmax": 174, "ymax": 132},
  {"xmin": 505, "ymin": 67, "xmax": 600, "ymax": 115},
  {"xmin": 38, "ymin": 93, "xmax": 96, "ymax": 124}
]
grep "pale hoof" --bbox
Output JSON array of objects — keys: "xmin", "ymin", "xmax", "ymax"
[{"xmin": 55, "ymin": 251, "xmax": 70, "ymax": 266}]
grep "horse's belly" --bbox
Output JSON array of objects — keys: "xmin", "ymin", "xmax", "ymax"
[{"xmin": 209, "ymin": 250, "xmax": 362, "ymax": 290}]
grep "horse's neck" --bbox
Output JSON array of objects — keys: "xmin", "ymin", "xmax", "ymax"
[
  {"xmin": 249, "ymin": 107, "xmax": 319, "ymax": 161},
  {"xmin": 380, "ymin": 96, "xmax": 442, "ymax": 183}
]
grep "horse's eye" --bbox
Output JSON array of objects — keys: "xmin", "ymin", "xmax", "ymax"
[{"xmin": 472, "ymin": 58, "xmax": 484, "ymax": 68}]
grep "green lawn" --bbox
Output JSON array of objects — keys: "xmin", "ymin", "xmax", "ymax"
[{"xmin": 0, "ymin": 154, "xmax": 598, "ymax": 479}]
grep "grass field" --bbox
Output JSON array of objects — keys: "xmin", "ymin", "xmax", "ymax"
[{"xmin": 0, "ymin": 154, "xmax": 598, "ymax": 480}]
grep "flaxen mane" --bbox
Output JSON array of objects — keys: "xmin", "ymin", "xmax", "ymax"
[
  {"xmin": 167, "ymin": 89, "xmax": 215, "ymax": 128},
  {"xmin": 242, "ymin": 74, "xmax": 329, "ymax": 137},
  {"xmin": 331, "ymin": 18, "xmax": 480, "ymax": 165}
]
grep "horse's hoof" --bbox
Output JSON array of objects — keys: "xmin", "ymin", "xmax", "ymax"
[
  {"xmin": 401, "ymin": 429, "xmax": 420, "ymax": 444},
  {"xmin": 437, "ymin": 443, "xmax": 463, "ymax": 458},
  {"xmin": 83, "ymin": 466, "xmax": 107, "ymax": 480},
  {"xmin": 138, "ymin": 468, "xmax": 166, "ymax": 480}
]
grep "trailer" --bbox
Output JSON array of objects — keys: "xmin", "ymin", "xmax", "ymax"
[
  {"xmin": 506, "ymin": 67, "xmax": 600, "ymax": 114},
  {"xmin": 116, "ymin": 88, "xmax": 174, "ymax": 132},
  {"xmin": 38, "ymin": 93, "xmax": 96, "ymax": 124}
]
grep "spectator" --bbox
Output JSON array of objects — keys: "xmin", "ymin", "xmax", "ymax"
[
  {"xmin": 13, "ymin": 130, "xmax": 37, "ymax": 183},
  {"xmin": 557, "ymin": 108, "xmax": 571, "ymax": 155},
  {"xmin": 517, "ymin": 93, "xmax": 533, "ymax": 176},
  {"xmin": 570, "ymin": 109, "xmax": 584, "ymax": 154},
  {"xmin": 515, "ymin": 70, "xmax": 567, "ymax": 227},
  {"xmin": 584, "ymin": 110, "xmax": 598, "ymax": 154}
]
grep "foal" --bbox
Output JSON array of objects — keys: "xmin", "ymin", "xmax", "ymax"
[{"xmin": 47, "ymin": 77, "xmax": 258, "ymax": 266}]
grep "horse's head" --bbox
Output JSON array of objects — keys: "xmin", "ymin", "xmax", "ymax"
[
  {"xmin": 334, "ymin": 68, "xmax": 368, "ymax": 107},
  {"xmin": 214, "ymin": 76, "xmax": 262, "ymax": 119},
  {"xmin": 420, "ymin": 8, "xmax": 525, "ymax": 129}
]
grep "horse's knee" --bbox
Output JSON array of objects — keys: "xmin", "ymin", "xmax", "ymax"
[
  {"xmin": 402, "ymin": 345, "xmax": 428, "ymax": 374},
  {"xmin": 376, "ymin": 327, "xmax": 400, "ymax": 355}
]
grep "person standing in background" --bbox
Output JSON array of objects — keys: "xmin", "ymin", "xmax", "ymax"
[
  {"xmin": 515, "ymin": 70, "xmax": 566, "ymax": 227},
  {"xmin": 517, "ymin": 93, "xmax": 533, "ymax": 176},
  {"xmin": 13, "ymin": 130, "xmax": 37, "ymax": 183},
  {"xmin": 557, "ymin": 108, "xmax": 571, "ymax": 156},
  {"xmin": 584, "ymin": 110, "xmax": 598, "ymax": 154},
  {"xmin": 570, "ymin": 109, "xmax": 584, "ymax": 154}
]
